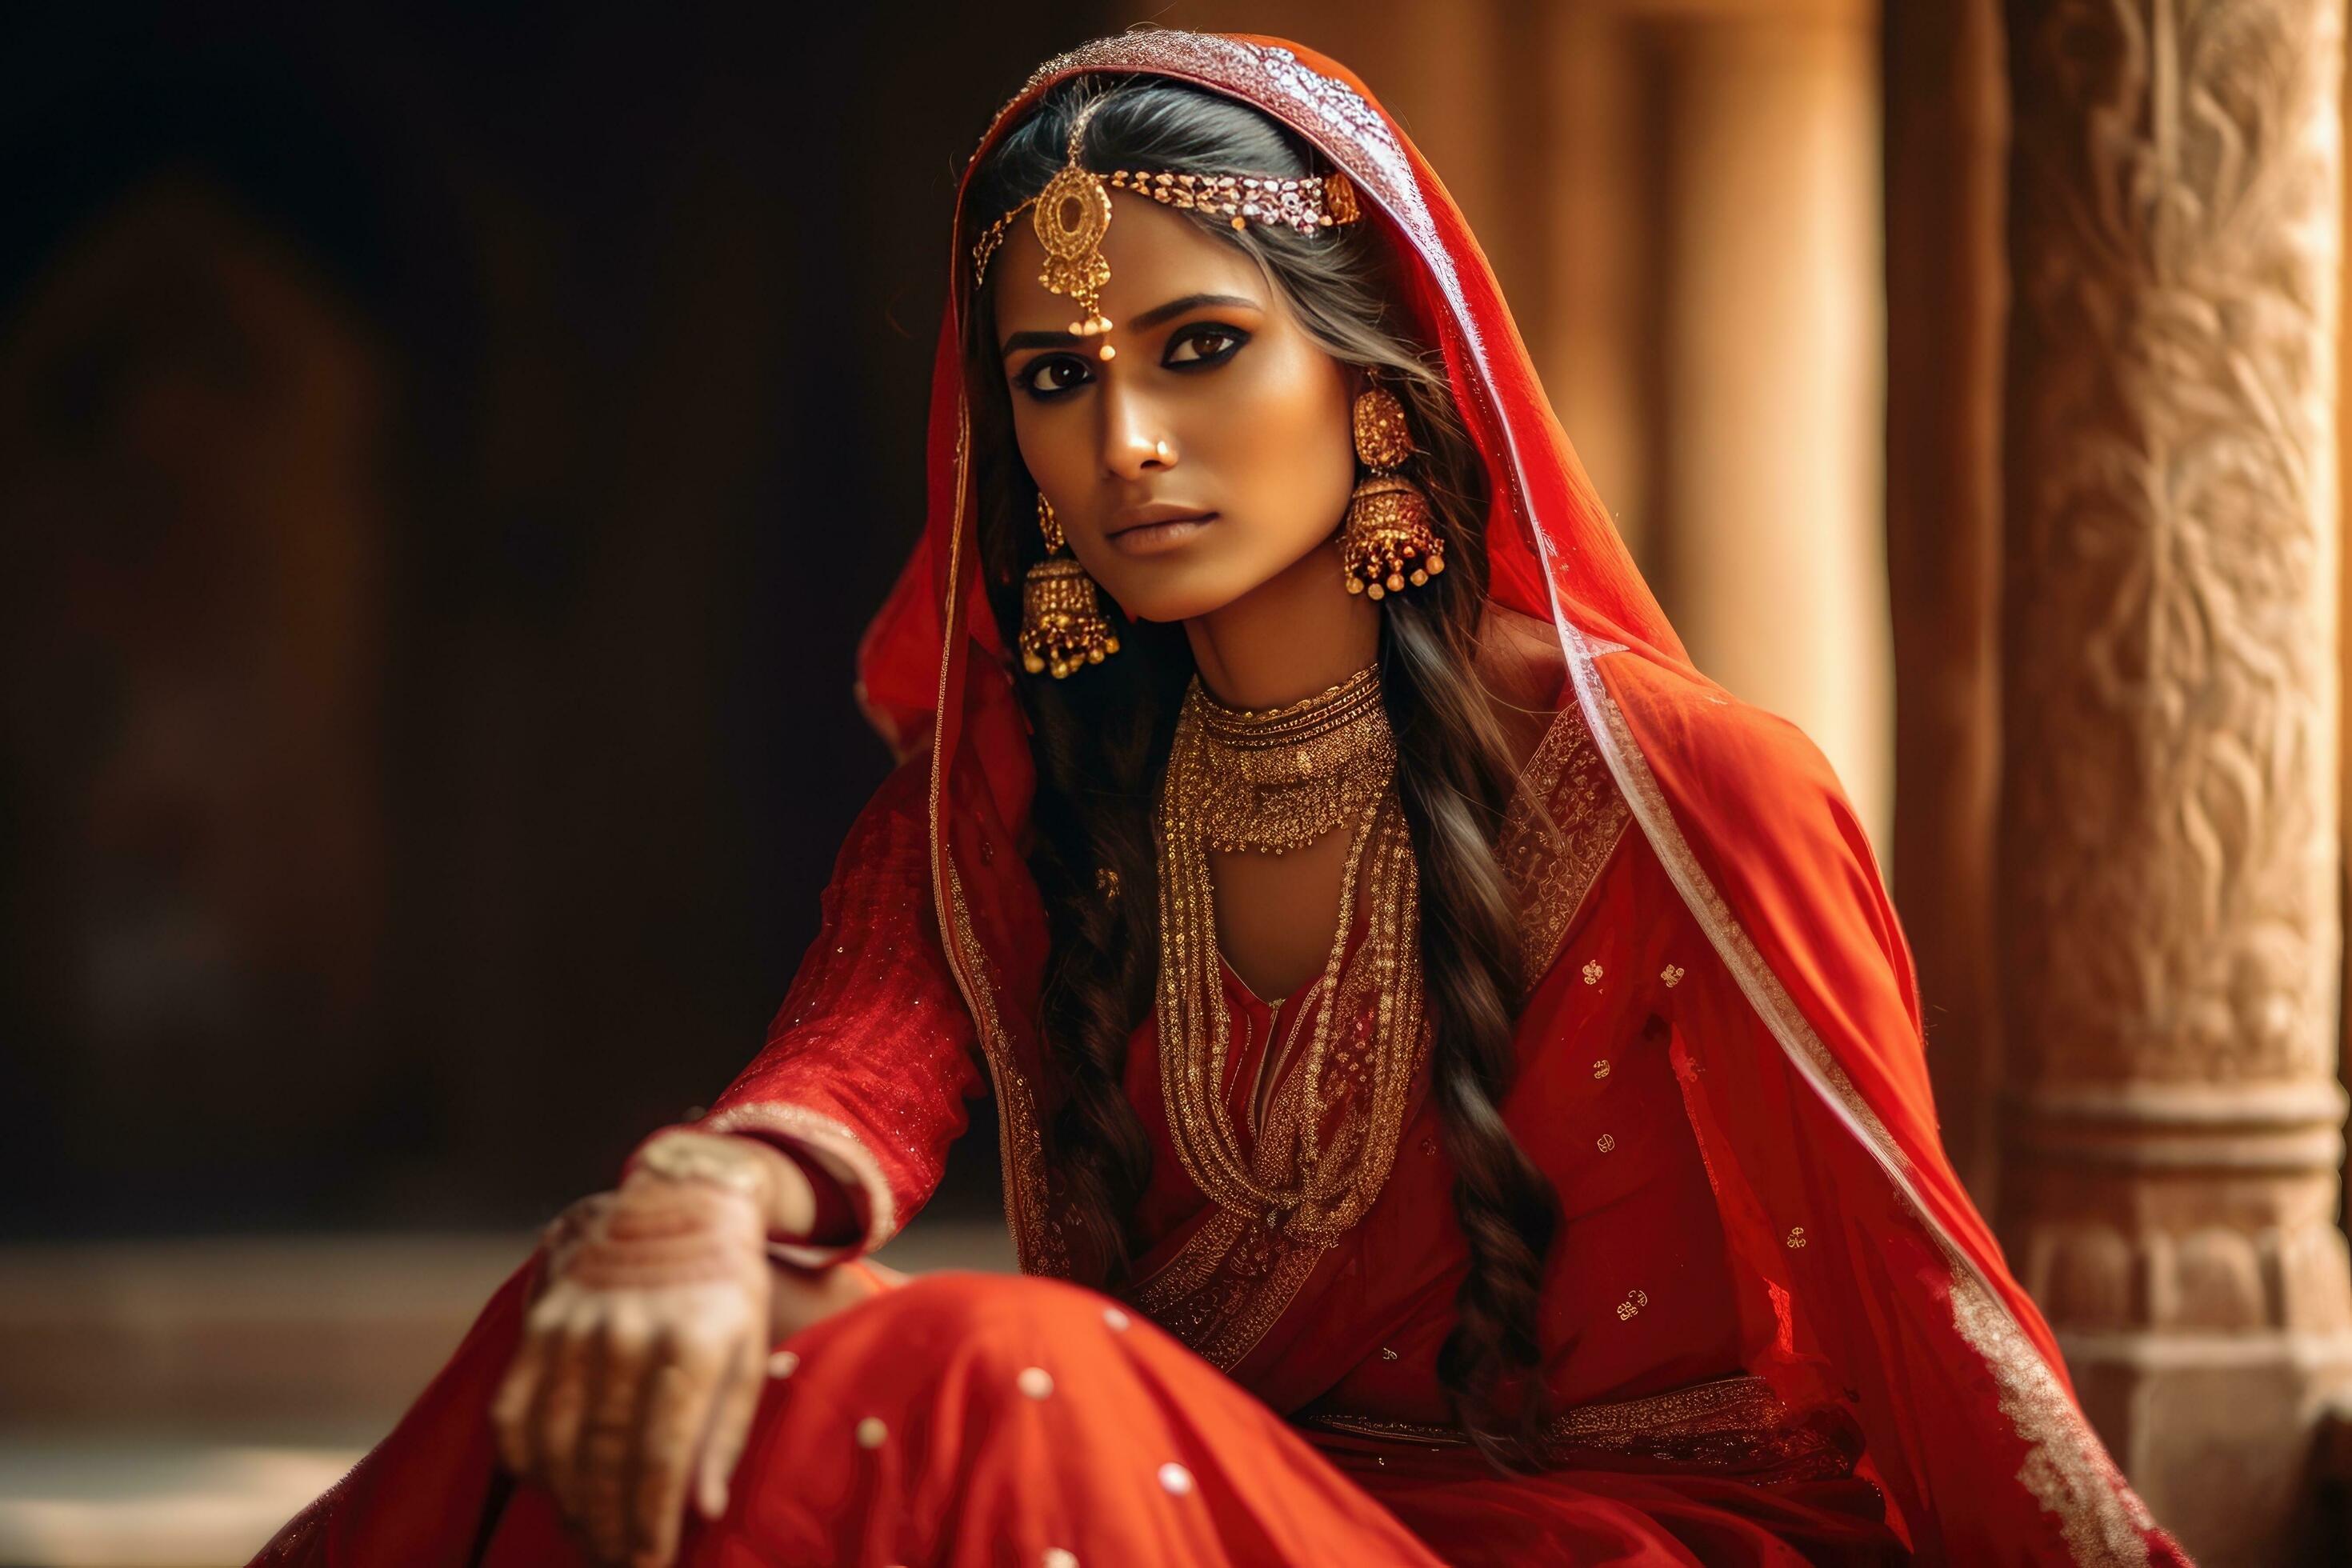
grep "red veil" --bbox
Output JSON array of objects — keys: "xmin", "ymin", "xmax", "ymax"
[
  {"xmin": 257, "ymin": 29, "xmax": 2188, "ymax": 1568},
  {"xmin": 850, "ymin": 30, "xmax": 2185, "ymax": 1567}
]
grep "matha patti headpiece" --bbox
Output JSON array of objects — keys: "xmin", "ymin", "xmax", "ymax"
[{"xmin": 972, "ymin": 92, "xmax": 1364, "ymax": 359}]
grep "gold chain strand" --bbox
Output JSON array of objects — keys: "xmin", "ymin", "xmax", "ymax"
[{"xmin": 1154, "ymin": 667, "xmax": 1431, "ymax": 1242}]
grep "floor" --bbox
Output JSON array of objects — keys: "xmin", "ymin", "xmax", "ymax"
[{"xmin": 0, "ymin": 1220, "xmax": 1018, "ymax": 1567}]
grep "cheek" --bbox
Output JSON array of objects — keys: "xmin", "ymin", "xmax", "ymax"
[{"xmin": 1203, "ymin": 351, "xmax": 1358, "ymax": 531}]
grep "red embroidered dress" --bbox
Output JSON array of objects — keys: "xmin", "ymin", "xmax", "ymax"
[{"xmin": 256, "ymin": 28, "xmax": 2192, "ymax": 1568}]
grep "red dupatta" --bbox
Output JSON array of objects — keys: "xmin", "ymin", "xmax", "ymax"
[{"xmin": 854, "ymin": 29, "xmax": 2189, "ymax": 1566}]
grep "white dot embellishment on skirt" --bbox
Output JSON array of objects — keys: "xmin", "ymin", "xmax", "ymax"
[
  {"xmin": 766, "ymin": 1350, "xmax": 800, "ymax": 1378},
  {"xmin": 1103, "ymin": 1306, "xmax": 1131, "ymax": 1331},
  {"xmin": 1158, "ymin": 1462, "xmax": 1196, "ymax": 1495},
  {"xmin": 1018, "ymin": 1366, "xmax": 1056, "ymax": 1400},
  {"xmin": 1043, "ymin": 1550, "xmax": 1079, "ymax": 1568},
  {"xmin": 855, "ymin": 1417, "xmax": 889, "ymax": 1449}
]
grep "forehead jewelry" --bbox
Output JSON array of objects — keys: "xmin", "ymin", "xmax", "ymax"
[{"xmin": 972, "ymin": 94, "xmax": 1365, "ymax": 362}]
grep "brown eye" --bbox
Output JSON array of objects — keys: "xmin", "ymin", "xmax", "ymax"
[
  {"xmin": 1166, "ymin": 324, "xmax": 1246, "ymax": 366},
  {"xmin": 1019, "ymin": 356, "xmax": 1091, "ymax": 398}
]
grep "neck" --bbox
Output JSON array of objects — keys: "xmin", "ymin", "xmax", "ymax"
[{"xmin": 1185, "ymin": 539, "xmax": 1382, "ymax": 709}]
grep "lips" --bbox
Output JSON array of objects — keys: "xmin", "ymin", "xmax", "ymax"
[{"xmin": 1107, "ymin": 502, "xmax": 1216, "ymax": 537}]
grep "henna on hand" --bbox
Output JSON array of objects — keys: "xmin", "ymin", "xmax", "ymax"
[{"xmin": 492, "ymin": 1133, "xmax": 819, "ymax": 1567}]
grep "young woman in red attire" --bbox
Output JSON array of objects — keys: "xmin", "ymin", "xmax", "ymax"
[{"xmin": 255, "ymin": 30, "xmax": 2191, "ymax": 1568}]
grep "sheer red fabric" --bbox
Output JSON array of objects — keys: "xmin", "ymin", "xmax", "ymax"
[{"xmin": 254, "ymin": 27, "xmax": 2191, "ymax": 1568}]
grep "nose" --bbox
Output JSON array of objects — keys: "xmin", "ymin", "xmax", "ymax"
[{"xmin": 1097, "ymin": 378, "xmax": 1175, "ymax": 481}]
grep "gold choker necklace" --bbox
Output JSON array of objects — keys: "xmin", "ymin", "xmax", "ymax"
[
  {"xmin": 1153, "ymin": 665, "xmax": 1428, "ymax": 1248},
  {"xmin": 1178, "ymin": 667, "xmax": 1397, "ymax": 854}
]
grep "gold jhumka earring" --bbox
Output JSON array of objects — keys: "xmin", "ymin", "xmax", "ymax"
[
  {"xmin": 1019, "ymin": 492, "xmax": 1122, "ymax": 678},
  {"xmin": 1338, "ymin": 378, "xmax": 1445, "ymax": 600}
]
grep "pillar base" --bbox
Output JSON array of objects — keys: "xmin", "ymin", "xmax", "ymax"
[{"xmin": 2060, "ymin": 1330, "xmax": 2352, "ymax": 1566}]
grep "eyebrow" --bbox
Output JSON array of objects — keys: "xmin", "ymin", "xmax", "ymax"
[{"xmin": 999, "ymin": 292, "xmax": 1262, "ymax": 356}]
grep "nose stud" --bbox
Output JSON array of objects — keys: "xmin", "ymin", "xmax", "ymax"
[{"xmin": 1154, "ymin": 438, "xmax": 1175, "ymax": 462}]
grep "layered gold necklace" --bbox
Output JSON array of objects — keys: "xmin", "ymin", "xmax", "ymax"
[{"xmin": 1153, "ymin": 666, "xmax": 1430, "ymax": 1246}]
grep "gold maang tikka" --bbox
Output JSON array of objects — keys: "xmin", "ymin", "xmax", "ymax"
[{"xmin": 971, "ymin": 93, "xmax": 1366, "ymax": 362}]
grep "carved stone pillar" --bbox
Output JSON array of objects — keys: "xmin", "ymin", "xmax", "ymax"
[{"xmin": 1998, "ymin": 2, "xmax": 2352, "ymax": 1560}]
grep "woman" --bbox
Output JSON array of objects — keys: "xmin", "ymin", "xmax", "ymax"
[{"xmin": 256, "ymin": 30, "xmax": 2190, "ymax": 1568}]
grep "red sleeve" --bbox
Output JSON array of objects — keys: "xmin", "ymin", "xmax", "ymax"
[{"xmin": 627, "ymin": 752, "xmax": 987, "ymax": 1266}]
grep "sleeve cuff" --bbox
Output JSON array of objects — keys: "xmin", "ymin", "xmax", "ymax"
[{"xmin": 695, "ymin": 1102, "xmax": 900, "ymax": 1266}]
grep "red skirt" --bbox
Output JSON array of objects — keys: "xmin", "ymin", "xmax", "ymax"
[{"xmin": 435, "ymin": 1269, "xmax": 1904, "ymax": 1567}]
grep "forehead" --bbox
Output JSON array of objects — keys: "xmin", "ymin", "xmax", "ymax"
[{"xmin": 990, "ymin": 190, "xmax": 1267, "ymax": 334}]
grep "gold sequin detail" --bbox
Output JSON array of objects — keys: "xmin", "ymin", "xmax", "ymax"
[
  {"xmin": 1662, "ymin": 963, "xmax": 1686, "ymax": 988},
  {"xmin": 1380, "ymin": 1346, "xmax": 1399, "ymax": 1361},
  {"xmin": 1786, "ymin": 1226, "xmax": 1808, "ymax": 1249},
  {"xmin": 1582, "ymin": 960, "xmax": 1604, "ymax": 985},
  {"xmin": 1615, "ymin": 1287, "xmax": 1649, "ymax": 1322},
  {"xmin": 1596, "ymin": 1133, "xmax": 1616, "ymax": 1154},
  {"xmin": 1592, "ymin": 1058, "xmax": 1611, "ymax": 1079}
]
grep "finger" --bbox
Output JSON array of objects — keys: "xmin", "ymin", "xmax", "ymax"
[
  {"xmin": 628, "ymin": 1330, "xmax": 726, "ymax": 1567},
  {"xmin": 491, "ymin": 1306, "xmax": 561, "ymax": 1477},
  {"xmin": 578, "ymin": 1298, "xmax": 656, "ymax": 1564},
  {"xmin": 533, "ymin": 1304, "xmax": 605, "ymax": 1517},
  {"xmin": 694, "ymin": 1334, "xmax": 765, "ymax": 1521}
]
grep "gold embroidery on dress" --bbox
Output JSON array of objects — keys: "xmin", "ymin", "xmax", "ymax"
[
  {"xmin": 1300, "ymin": 1372, "xmax": 1853, "ymax": 1484},
  {"xmin": 1498, "ymin": 702, "xmax": 1634, "ymax": 986},
  {"xmin": 946, "ymin": 866, "xmax": 1067, "ymax": 1279},
  {"xmin": 1950, "ymin": 1268, "xmax": 2156, "ymax": 1566}
]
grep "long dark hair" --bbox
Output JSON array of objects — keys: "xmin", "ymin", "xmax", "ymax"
[{"xmin": 962, "ymin": 75, "xmax": 1560, "ymax": 1473}]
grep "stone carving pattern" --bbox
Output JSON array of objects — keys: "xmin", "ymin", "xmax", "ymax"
[{"xmin": 2002, "ymin": 0, "xmax": 2343, "ymax": 1086}]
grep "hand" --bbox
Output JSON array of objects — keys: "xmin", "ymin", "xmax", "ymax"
[{"xmin": 492, "ymin": 1134, "xmax": 813, "ymax": 1568}]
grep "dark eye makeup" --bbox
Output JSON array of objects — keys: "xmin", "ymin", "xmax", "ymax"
[{"xmin": 1014, "ymin": 322, "xmax": 1250, "ymax": 401}]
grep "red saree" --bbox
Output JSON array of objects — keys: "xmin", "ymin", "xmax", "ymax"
[{"xmin": 256, "ymin": 27, "xmax": 2190, "ymax": 1568}]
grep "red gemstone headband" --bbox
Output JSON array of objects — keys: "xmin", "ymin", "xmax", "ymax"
[{"xmin": 970, "ymin": 94, "xmax": 1364, "ymax": 360}]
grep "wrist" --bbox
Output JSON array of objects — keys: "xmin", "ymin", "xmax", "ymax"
[{"xmin": 634, "ymin": 1130, "xmax": 815, "ymax": 1240}]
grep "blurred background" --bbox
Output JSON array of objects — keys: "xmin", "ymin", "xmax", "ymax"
[{"xmin": 3, "ymin": 1, "xmax": 2344, "ymax": 1564}]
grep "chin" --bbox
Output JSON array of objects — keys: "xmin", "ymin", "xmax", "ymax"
[{"xmin": 1105, "ymin": 571, "xmax": 1263, "ymax": 625}]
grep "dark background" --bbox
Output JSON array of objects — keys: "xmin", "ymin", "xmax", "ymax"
[{"xmin": 0, "ymin": 2, "xmax": 1110, "ymax": 1238}]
